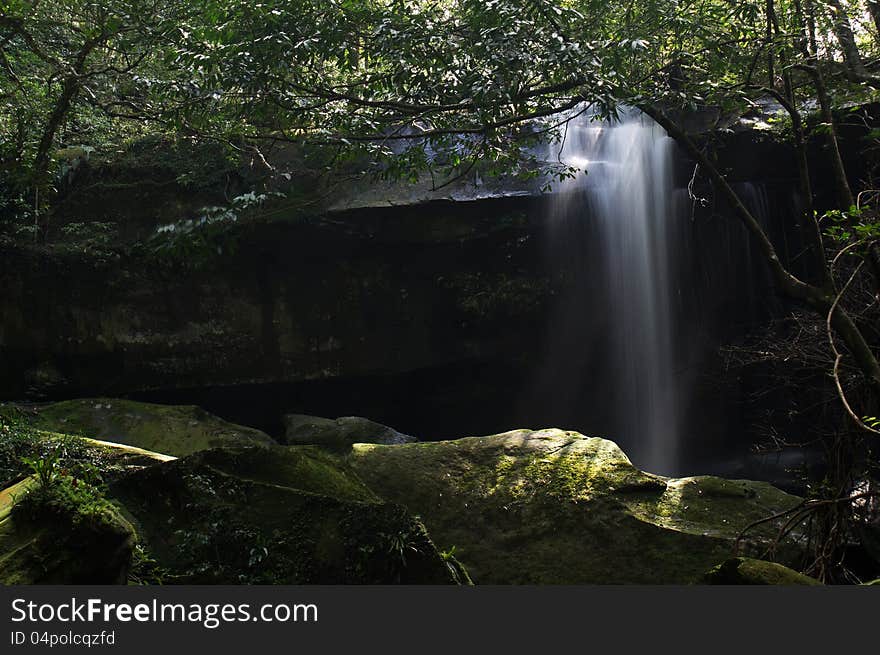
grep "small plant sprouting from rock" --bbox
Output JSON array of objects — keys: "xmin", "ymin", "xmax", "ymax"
[
  {"xmin": 384, "ymin": 527, "xmax": 421, "ymax": 567},
  {"xmin": 0, "ymin": 406, "xmax": 112, "ymax": 488},
  {"xmin": 10, "ymin": 441, "xmax": 120, "ymax": 536},
  {"xmin": 129, "ymin": 544, "xmax": 173, "ymax": 586},
  {"xmin": 11, "ymin": 472, "xmax": 119, "ymax": 535},
  {"xmin": 439, "ymin": 545, "xmax": 473, "ymax": 585},
  {"xmin": 21, "ymin": 450, "xmax": 61, "ymax": 488}
]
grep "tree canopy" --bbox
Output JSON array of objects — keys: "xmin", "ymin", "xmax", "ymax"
[{"xmin": 3, "ymin": 1, "xmax": 880, "ymax": 187}]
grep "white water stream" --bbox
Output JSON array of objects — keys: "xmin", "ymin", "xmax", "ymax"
[{"xmin": 551, "ymin": 110, "xmax": 682, "ymax": 474}]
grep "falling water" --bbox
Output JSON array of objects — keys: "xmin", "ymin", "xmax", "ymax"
[{"xmin": 547, "ymin": 109, "xmax": 683, "ymax": 475}]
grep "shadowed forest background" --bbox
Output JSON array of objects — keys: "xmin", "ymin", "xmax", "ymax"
[{"xmin": 0, "ymin": 0, "xmax": 879, "ymax": 585}]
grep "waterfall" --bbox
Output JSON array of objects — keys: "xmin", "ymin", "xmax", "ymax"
[{"xmin": 542, "ymin": 109, "xmax": 684, "ymax": 475}]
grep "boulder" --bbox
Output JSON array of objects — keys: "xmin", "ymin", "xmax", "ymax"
[
  {"xmin": 22, "ymin": 398, "xmax": 275, "ymax": 457},
  {"xmin": 345, "ymin": 429, "xmax": 808, "ymax": 584},
  {"xmin": 703, "ymin": 558, "xmax": 821, "ymax": 585},
  {"xmin": 108, "ymin": 446, "xmax": 463, "ymax": 584},
  {"xmin": 0, "ymin": 403, "xmax": 817, "ymax": 586},
  {"xmin": 0, "ymin": 477, "xmax": 135, "ymax": 584},
  {"xmin": 284, "ymin": 414, "xmax": 416, "ymax": 448}
]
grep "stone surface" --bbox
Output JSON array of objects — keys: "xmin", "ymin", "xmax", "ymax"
[
  {"xmin": 109, "ymin": 446, "xmax": 465, "ymax": 584},
  {"xmin": 0, "ymin": 477, "xmax": 135, "ymax": 584},
  {"xmin": 0, "ymin": 403, "xmax": 817, "ymax": 585},
  {"xmin": 0, "ymin": 198, "xmax": 549, "ymax": 404},
  {"xmin": 284, "ymin": 414, "xmax": 416, "ymax": 448},
  {"xmin": 703, "ymin": 557, "xmax": 821, "ymax": 585},
  {"xmin": 345, "ymin": 429, "xmax": 807, "ymax": 584},
  {"xmin": 21, "ymin": 398, "xmax": 275, "ymax": 457}
]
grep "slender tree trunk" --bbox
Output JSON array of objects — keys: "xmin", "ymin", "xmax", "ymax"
[
  {"xmin": 765, "ymin": 0, "xmax": 777, "ymax": 87},
  {"xmin": 822, "ymin": 295, "xmax": 880, "ymax": 403},
  {"xmin": 758, "ymin": 85, "xmax": 830, "ymax": 288},
  {"xmin": 765, "ymin": 0, "xmax": 830, "ymax": 288},
  {"xmin": 792, "ymin": 0, "xmax": 813, "ymax": 58},
  {"xmin": 868, "ymin": 1, "xmax": 880, "ymax": 42},
  {"xmin": 799, "ymin": 2, "xmax": 856, "ymax": 210},
  {"xmin": 803, "ymin": 64, "xmax": 856, "ymax": 210},
  {"xmin": 29, "ymin": 35, "xmax": 102, "ymax": 239},
  {"xmin": 824, "ymin": 0, "xmax": 867, "ymax": 75},
  {"xmin": 32, "ymin": 79, "xmax": 80, "ymax": 190}
]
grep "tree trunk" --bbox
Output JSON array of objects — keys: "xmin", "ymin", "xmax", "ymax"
[
  {"xmin": 765, "ymin": 0, "xmax": 830, "ymax": 288},
  {"xmin": 30, "ymin": 35, "xmax": 102, "ymax": 238},
  {"xmin": 803, "ymin": 64, "xmax": 856, "ymax": 210},
  {"xmin": 32, "ymin": 78, "xmax": 80, "ymax": 189},
  {"xmin": 868, "ymin": 1, "xmax": 880, "ymax": 43},
  {"xmin": 765, "ymin": 0, "xmax": 777, "ymax": 87},
  {"xmin": 757, "ymin": 85, "xmax": 830, "ymax": 289},
  {"xmin": 824, "ymin": 0, "xmax": 867, "ymax": 75}
]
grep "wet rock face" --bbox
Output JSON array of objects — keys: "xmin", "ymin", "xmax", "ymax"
[
  {"xmin": 0, "ymin": 197, "xmax": 549, "ymax": 403},
  {"xmin": 284, "ymin": 414, "xmax": 416, "ymax": 448}
]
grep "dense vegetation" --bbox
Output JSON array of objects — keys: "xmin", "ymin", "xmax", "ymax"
[{"xmin": 2, "ymin": 0, "xmax": 880, "ymax": 582}]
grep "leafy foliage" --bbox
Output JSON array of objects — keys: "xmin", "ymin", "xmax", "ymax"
[
  {"xmin": 822, "ymin": 205, "xmax": 880, "ymax": 241},
  {"xmin": 0, "ymin": 405, "xmax": 111, "ymax": 488},
  {"xmin": 11, "ymin": 473, "xmax": 120, "ymax": 533},
  {"xmin": 3, "ymin": 0, "xmax": 880, "ymax": 218},
  {"xmin": 144, "ymin": 191, "xmax": 282, "ymax": 268},
  {"xmin": 20, "ymin": 450, "xmax": 61, "ymax": 488}
]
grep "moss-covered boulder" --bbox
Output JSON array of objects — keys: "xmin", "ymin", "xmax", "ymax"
[
  {"xmin": 108, "ymin": 446, "xmax": 464, "ymax": 584},
  {"xmin": 0, "ymin": 405, "xmax": 815, "ymax": 586},
  {"xmin": 703, "ymin": 557, "xmax": 821, "ymax": 585},
  {"xmin": 284, "ymin": 414, "xmax": 416, "ymax": 448},
  {"xmin": 344, "ymin": 429, "xmax": 807, "ymax": 584},
  {"xmin": 21, "ymin": 398, "xmax": 275, "ymax": 457},
  {"xmin": 0, "ymin": 476, "xmax": 135, "ymax": 584}
]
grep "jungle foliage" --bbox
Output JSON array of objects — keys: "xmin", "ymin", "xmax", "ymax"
[{"xmin": 2, "ymin": 0, "xmax": 880, "ymax": 581}]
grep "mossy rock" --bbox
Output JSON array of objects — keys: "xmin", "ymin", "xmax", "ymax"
[
  {"xmin": 704, "ymin": 558, "xmax": 821, "ymax": 585},
  {"xmin": 0, "ymin": 407, "xmax": 174, "ymax": 492},
  {"xmin": 0, "ymin": 477, "xmax": 135, "ymax": 584},
  {"xmin": 344, "ymin": 429, "xmax": 807, "ymax": 584},
  {"xmin": 108, "ymin": 446, "xmax": 462, "ymax": 584},
  {"xmin": 284, "ymin": 414, "xmax": 416, "ymax": 449},
  {"xmin": 0, "ymin": 411, "xmax": 813, "ymax": 586},
  {"xmin": 22, "ymin": 398, "xmax": 275, "ymax": 457}
]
